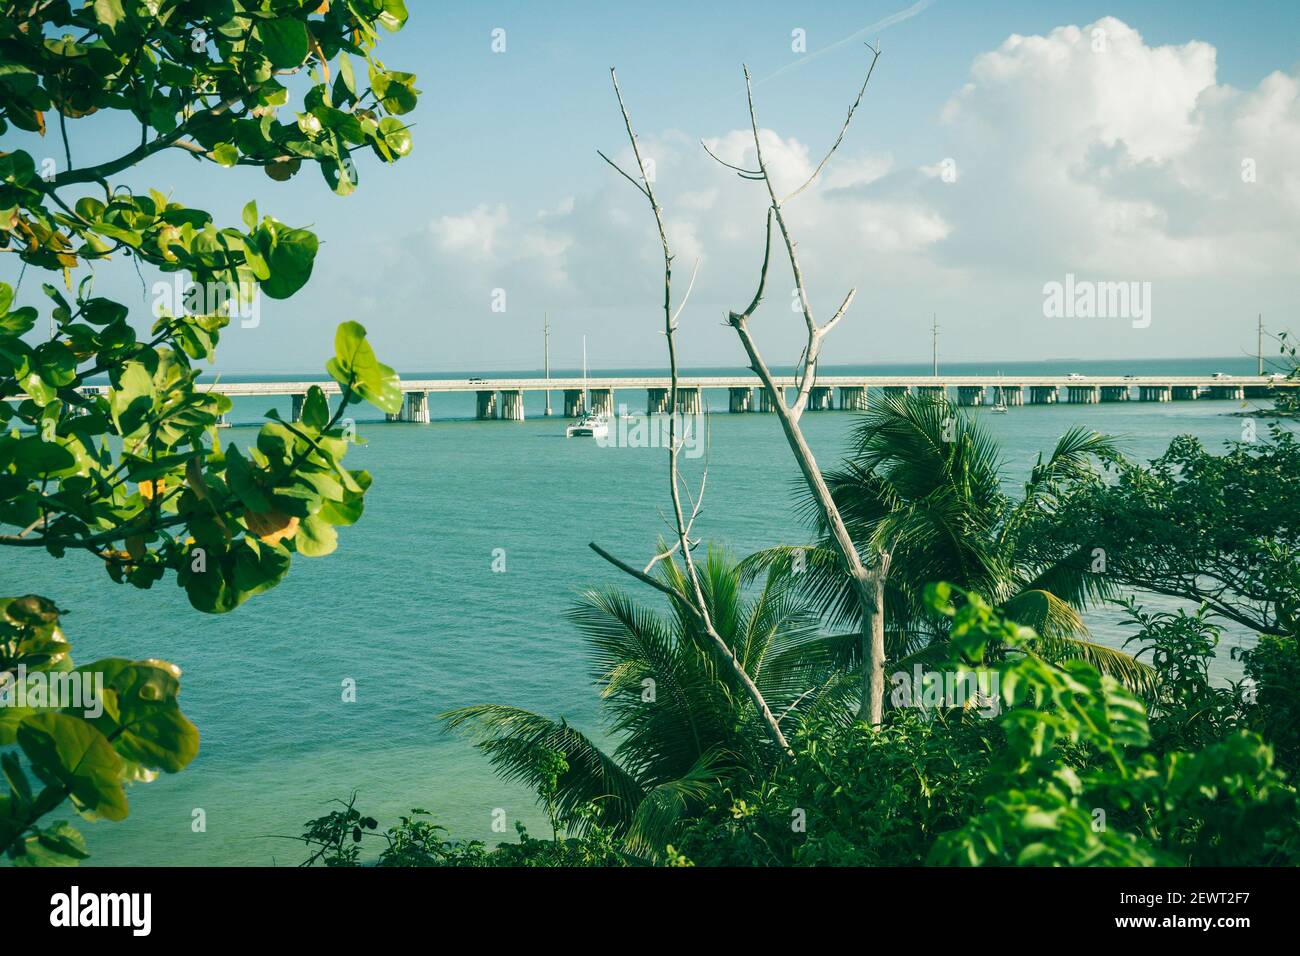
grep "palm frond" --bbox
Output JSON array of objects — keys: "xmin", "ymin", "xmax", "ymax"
[
  {"xmin": 621, "ymin": 748, "xmax": 733, "ymax": 858},
  {"xmin": 439, "ymin": 704, "xmax": 644, "ymax": 833}
]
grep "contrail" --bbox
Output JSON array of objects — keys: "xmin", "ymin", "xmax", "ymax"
[{"xmin": 752, "ymin": 0, "xmax": 937, "ymax": 87}]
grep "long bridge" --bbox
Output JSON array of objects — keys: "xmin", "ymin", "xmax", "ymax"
[{"xmin": 177, "ymin": 373, "xmax": 1292, "ymax": 423}]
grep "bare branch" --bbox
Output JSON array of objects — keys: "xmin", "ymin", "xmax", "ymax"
[
  {"xmin": 821, "ymin": 287, "xmax": 858, "ymax": 338},
  {"xmin": 601, "ymin": 67, "xmax": 792, "ymax": 755},
  {"xmin": 700, "ymin": 138, "xmax": 762, "ymax": 177},
  {"xmin": 733, "ymin": 208, "xmax": 775, "ymax": 322},
  {"xmin": 671, "ymin": 258, "xmax": 701, "ymax": 326},
  {"xmin": 782, "ymin": 43, "xmax": 882, "ymax": 203},
  {"xmin": 596, "ymin": 148, "xmax": 650, "ymax": 200},
  {"xmin": 722, "ymin": 52, "xmax": 891, "ymax": 726}
]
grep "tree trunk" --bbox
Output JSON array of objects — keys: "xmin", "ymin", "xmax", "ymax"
[{"xmin": 860, "ymin": 557, "xmax": 890, "ymax": 725}]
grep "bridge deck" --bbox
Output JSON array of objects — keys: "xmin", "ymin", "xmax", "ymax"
[{"xmin": 160, "ymin": 374, "xmax": 1288, "ymax": 397}]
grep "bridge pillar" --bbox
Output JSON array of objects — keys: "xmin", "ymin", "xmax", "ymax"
[
  {"xmin": 883, "ymin": 385, "xmax": 911, "ymax": 400},
  {"xmin": 291, "ymin": 392, "xmax": 306, "ymax": 423},
  {"xmin": 647, "ymin": 387, "xmax": 670, "ymax": 415},
  {"xmin": 839, "ymin": 386, "xmax": 868, "ymax": 411},
  {"xmin": 758, "ymin": 387, "xmax": 779, "ymax": 412},
  {"xmin": 1028, "ymin": 386, "xmax": 1058, "ymax": 404},
  {"xmin": 1100, "ymin": 386, "xmax": 1130, "ymax": 402},
  {"xmin": 1209, "ymin": 385, "xmax": 1244, "ymax": 400},
  {"xmin": 1172, "ymin": 386, "xmax": 1199, "ymax": 401},
  {"xmin": 477, "ymin": 390, "xmax": 499, "ymax": 419},
  {"xmin": 563, "ymin": 389, "xmax": 585, "ymax": 418},
  {"xmin": 1139, "ymin": 385, "xmax": 1171, "ymax": 402},
  {"xmin": 809, "ymin": 386, "xmax": 834, "ymax": 410},
  {"xmin": 389, "ymin": 390, "xmax": 429, "ymax": 422},
  {"xmin": 216, "ymin": 411, "xmax": 231, "ymax": 428},
  {"xmin": 407, "ymin": 390, "xmax": 430, "ymax": 422},
  {"xmin": 916, "ymin": 385, "xmax": 946, "ymax": 403},
  {"xmin": 1067, "ymin": 385, "xmax": 1099, "ymax": 404},
  {"xmin": 676, "ymin": 386, "xmax": 702, "ymax": 415},
  {"xmin": 589, "ymin": 388, "xmax": 614, "ymax": 417},
  {"xmin": 500, "ymin": 389, "xmax": 525, "ymax": 421},
  {"xmin": 957, "ymin": 386, "xmax": 984, "ymax": 406},
  {"xmin": 728, "ymin": 387, "xmax": 754, "ymax": 413},
  {"xmin": 1002, "ymin": 385, "xmax": 1024, "ymax": 406}
]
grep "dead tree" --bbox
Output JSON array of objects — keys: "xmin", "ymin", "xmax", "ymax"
[
  {"xmin": 589, "ymin": 69, "xmax": 793, "ymax": 756},
  {"xmin": 709, "ymin": 47, "xmax": 893, "ymax": 726}
]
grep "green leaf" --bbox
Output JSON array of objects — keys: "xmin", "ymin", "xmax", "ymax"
[
  {"xmin": 212, "ymin": 143, "xmax": 239, "ymax": 167},
  {"xmin": 295, "ymin": 512, "xmax": 338, "ymax": 556},
  {"xmin": 258, "ymin": 17, "xmax": 309, "ymax": 70},
  {"xmin": 80, "ymin": 297, "xmax": 128, "ymax": 326},
  {"xmin": 0, "ymin": 306, "xmax": 36, "ymax": 338},
  {"xmin": 9, "ymin": 436, "xmax": 76, "ymax": 476},
  {"xmin": 378, "ymin": 0, "xmax": 409, "ymax": 32},
  {"xmin": 92, "ymin": 0, "xmax": 125, "ymax": 31},
  {"xmin": 82, "ymin": 659, "xmax": 198, "ymax": 775},
  {"xmin": 377, "ymin": 117, "xmax": 412, "ymax": 157},
  {"xmin": 18, "ymin": 713, "xmax": 128, "ymax": 822},
  {"xmin": 260, "ymin": 227, "xmax": 319, "ymax": 299},
  {"xmin": 325, "ymin": 321, "xmax": 402, "ymax": 413},
  {"xmin": 14, "ymin": 822, "xmax": 89, "ymax": 867},
  {"xmin": 302, "ymin": 385, "xmax": 329, "ymax": 429},
  {"xmin": 20, "ymin": 371, "xmax": 55, "ymax": 406}
]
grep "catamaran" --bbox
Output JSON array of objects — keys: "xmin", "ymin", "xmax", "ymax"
[{"xmin": 566, "ymin": 335, "xmax": 609, "ymax": 438}]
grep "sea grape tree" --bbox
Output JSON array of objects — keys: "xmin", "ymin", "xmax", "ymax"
[{"xmin": 0, "ymin": 0, "xmax": 416, "ymax": 864}]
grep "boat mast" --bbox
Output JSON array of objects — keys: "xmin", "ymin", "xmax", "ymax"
[
  {"xmin": 931, "ymin": 314, "xmax": 939, "ymax": 376},
  {"xmin": 582, "ymin": 335, "xmax": 588, "ymax": 413},
  {"xmin": 543, "ymin": 314, "xmax": 552, "ymax": 416}
]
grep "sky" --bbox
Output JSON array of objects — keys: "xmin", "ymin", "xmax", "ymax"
[{"xmin": 5, "ymin": 0, "xmax": 1300, "ymax": 373}]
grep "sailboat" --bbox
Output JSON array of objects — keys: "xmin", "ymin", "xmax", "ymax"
[
  {"xmin": 566, "ymin": 335, "xmax": 609, "ymax": 438},
  {"xmin": 991, "ymin": 373, "xmax": 1009, "ymax": 413}
]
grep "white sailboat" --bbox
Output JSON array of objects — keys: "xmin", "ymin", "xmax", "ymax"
[
  {"xmin": 566, "ymin": 335, "xmax": 609, "ymax": 438},
  {"xmin": 991, "ymin": 373, "xmax": 1009, "ymax": 413}
]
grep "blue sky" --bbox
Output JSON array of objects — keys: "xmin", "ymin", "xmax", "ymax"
[{"xmin": 6, "ymin": 1, "xmax": 1300, "ymax": 373}]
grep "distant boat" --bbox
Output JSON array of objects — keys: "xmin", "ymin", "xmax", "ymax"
[
  {"xmin": 991, "ymin": 374, "xmax": 1009, "ymax": 413},
  {"xmin": 566, "ymin": 414, "xmax": 609, "ymax": 438},
  {"xmin": 566, "ymin": 334, "xmax": 609, "ymax": 438}
]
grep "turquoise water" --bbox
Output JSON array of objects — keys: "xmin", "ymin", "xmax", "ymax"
[{"xmin": 6, "ymin": 361, "xmax": 1277, "ymax": 866}]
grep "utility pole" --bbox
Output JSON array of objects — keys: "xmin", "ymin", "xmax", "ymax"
[
  {"xmin": 543, "ymin": 313, "xmax": 552, "ymax": 416},
  {"xmin": 1258, "ymin": 313, "xmax": 1264, "ymax": 376},
  {"xmin": 931, "ymin": 313, "xmax": 939, "ymax": 376}
]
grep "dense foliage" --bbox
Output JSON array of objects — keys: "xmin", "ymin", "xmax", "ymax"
[
  {"xmin": 672, "ymin": 588, "xmax": 1300, "ymax": 867},
  {"xmin": 1043, "ymin": 426, "xmax": 1300, "ymax": 636},
  {"xmin": 440, "ymin": 550, "xmax": 846, "ymax": 860},
  {"xmin": 325, "ymin": 580, "xmax": 1300, "ymax": 867},
  {"xmin": 741, "ymin": 395, "xmax": 1150, "ymax": 691},
  {"xmin": 1, "ymin": 0, "xmax": 416, "ymax": 864}
]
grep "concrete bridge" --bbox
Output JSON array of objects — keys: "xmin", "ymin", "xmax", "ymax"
[{"xmin": 166, "ymin": 373, "xmax": 1292, "ymax": 423}]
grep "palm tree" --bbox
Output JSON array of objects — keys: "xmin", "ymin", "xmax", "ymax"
[
  {"xmin": 741, "ymin": 394, "xmax": 1152, "ymax": 698},
  {"xmin": 440, "ymin": 549, "xmax": 853, "ymax": 858}
]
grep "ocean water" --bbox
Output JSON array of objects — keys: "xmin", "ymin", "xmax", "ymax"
[{"xmin": 5, "ymin": 358, "xmax": 1279, "ymax": 866}]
